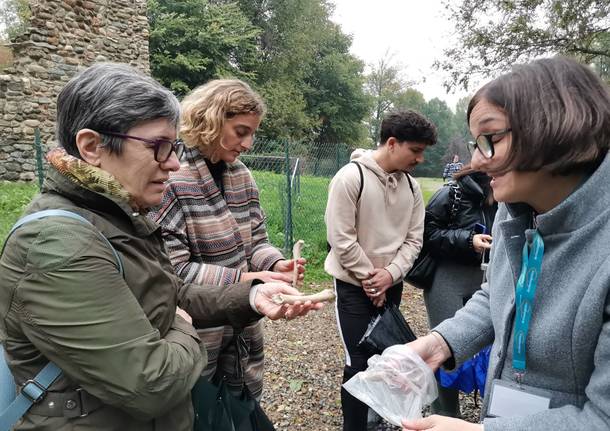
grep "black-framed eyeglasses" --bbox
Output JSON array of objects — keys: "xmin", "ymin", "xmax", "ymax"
[
  {"xmin": 467, "ymin": 128, "xmax": 512, "ymax": 159},
  {"xmin": 98, "ymin": 131, "xmax": 185, "ymax": 162}
]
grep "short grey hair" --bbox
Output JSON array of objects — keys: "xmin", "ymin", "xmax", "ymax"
[{"xmin": 56, "ymin": 63, "xmax": 181, "ymax": 158}]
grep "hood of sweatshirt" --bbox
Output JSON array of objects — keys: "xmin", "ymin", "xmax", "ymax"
[{"xmin": 350, "ymin": 148, "xmax": 405, "ymax": 205}]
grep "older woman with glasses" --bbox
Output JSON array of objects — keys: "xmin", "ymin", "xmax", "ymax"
[
  {"xmin": 402, "ymin": 57, "xmax": 610, "ymax": 431},
  {"xmin": 0, "ymin": 63, "xmax": 318, "ymax": 431}
]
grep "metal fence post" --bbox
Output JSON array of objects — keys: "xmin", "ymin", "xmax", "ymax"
[
  {"xmin": 284, "ymin": 139, "xmax": 293, "ymax": 252},
  {"xmin": 335, "ymin": 142, "xmax": 340, "ymax": 173},
  {"xmin": 34, "ymin": 128, "xmax": 44, "ymax": 189}
]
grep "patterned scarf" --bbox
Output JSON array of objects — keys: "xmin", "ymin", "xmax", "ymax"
[{"xmin": 46, "ymin": 147, "xmax": 136, "ymax": 208}]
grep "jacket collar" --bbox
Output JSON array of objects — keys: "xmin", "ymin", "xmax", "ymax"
[{"xmin": 43, "ymin": 165, "xmax": 160, "ymax": 237}]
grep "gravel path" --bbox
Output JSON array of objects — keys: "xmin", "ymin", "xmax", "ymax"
[{"xmin": 260, "ymin": 282, "xmax": 481, "ymax": 430}]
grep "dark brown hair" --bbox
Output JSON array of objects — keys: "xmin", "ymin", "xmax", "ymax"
[
  {"xmin": 467, "ymin": 57, "xmax": 610, "ymax": 175},
  {"xmin": 379, "ymin": 109, "xmax": 437, "ymax": 146}
]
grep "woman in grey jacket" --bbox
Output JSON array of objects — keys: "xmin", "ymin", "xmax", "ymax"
[{"xmin": 402, "ymin": 57, "xmax": 610, "ymax": 431}]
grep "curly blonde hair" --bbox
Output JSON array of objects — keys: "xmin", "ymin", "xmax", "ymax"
[{"xmin": 180, "ymin": 79, "xmax": 266, "ymax": 151}]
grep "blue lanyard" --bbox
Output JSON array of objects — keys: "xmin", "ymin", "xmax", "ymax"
[{"xmin": 513, "ymin": 230, "xmax": 544, "ymax": 373}]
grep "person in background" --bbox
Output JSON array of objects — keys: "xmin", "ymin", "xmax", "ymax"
[
  {"xmin": 325, "ymin": 110, "xmax": 437, "ymax": 431},
  {"xmin": 421, "ymin": 166, "xmax": 497, "ymax": 417},
  {"xmin": 149, "ymin": 79, "xmax": 305, "ymax": 399},
  {"xmin": 0, "ymin": 63, "xmax": 318, "ymax": 431},
  {"xmin": 402, "ymin": 57, "xmax": 610, "ymax": 431},
  {"xmin": 442, "ymin": 154, "xmax": 463, "ymax": 182}
]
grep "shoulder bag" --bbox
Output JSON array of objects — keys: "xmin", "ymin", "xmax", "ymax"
[{"xmin": 405, "ymin": 183, "xmax": 462, "ymax": 289}]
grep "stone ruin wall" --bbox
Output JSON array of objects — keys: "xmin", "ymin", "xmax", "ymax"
[{"xmin": 0, "ymin": 0, "xmax": 149, "ymax": 181}]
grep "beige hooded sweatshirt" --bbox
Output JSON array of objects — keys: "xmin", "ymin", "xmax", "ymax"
[{"xmin": 324, "ymin": 149, "xmax": 424, "ymax": 286}]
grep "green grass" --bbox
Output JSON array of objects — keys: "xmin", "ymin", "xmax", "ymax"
[
  {"xmin": 0, "ymin": 175, "xmax": 444, "ymax": 286},
  {"xmin": 0, "ymin": 182, "xmax": 38, "ymax": 243},
  {"xmin": 418, "ymin": 177, "xmax": 445, "ymax": 203}
]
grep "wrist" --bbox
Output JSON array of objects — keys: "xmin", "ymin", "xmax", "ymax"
[
  {"xmin": 271, "ymin": 258, "xmax": 285, "ymax": 272},
  {"xmin": 430, "ymin": 331, "xmax": 452, "ymax": 361},
  {"xmin": 467, "ymin": 231, "xmax": 476, "ymax": 250},
  {"xmin": 249, "ymin": 285, "xmax": 263, "ymax": 315}
]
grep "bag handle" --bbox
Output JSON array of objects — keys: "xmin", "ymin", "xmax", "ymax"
[
  {"xmin": 1, "ymin": 209, "xmax": 124, "ymax": 276},
  {"xmin": 0, "ymin": 362, "xmax": 62, "ymax": 431}
]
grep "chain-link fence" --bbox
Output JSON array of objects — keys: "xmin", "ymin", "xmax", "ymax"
[{"xmin": 241, "ymin": 139, "xmax": 357, "ymax": 280}]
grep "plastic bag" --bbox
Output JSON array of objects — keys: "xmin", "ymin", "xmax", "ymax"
[{"xmin": 343, "ymin": 344, "xmax": 438, "ymax": 426}]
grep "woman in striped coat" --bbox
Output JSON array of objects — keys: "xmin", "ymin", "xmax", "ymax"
[{"xmin": 148, "ymin": 80, "xmax": 305, "ymax": 399}]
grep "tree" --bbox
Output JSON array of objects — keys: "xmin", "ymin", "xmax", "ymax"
[
  {"xmin": 0, "ymin": 0, "xmax": 30, "ymax": 41},
  {"xmin": 148, "ymin": 0, "xmax": 370, "ymax": 144},
  {"xmin": 439, "ymin": 0, "xmax": 610, "ymax": 90},
  {"xmin": 446, "ymin": 96, "xmax": 474, "ymax": 164},
  {"xmin": 236, "ymin": 0, "xmax": 370, "ymax": 144},
  {"xmin": 364, "ymin": 53, "xmax": 407, "ymax": 144},
  {"xmin": 394, "ymin": 88, "xmax": 427, "ymax": 115},
  {"xmin": 148, "ymin": 0, "xmax": 260, "ymax": 95},
  {"xmin": 302, "ymin": 22, "xmax": 370, "ymax": 145},
  {"xmin": 413, "ymin": 98, "xmax": 454, "ymax": 177}
]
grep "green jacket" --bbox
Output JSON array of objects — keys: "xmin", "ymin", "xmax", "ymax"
[{"xmin": 0, "ymin": 167, "xmax": 261, "ymax": 430}]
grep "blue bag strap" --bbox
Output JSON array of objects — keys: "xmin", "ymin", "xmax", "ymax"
[
  {"xmin": 0, "ymin": 362, "xmax": 62, "ymax": 431},
  {"xmin": 0, "ymin": 209, "xmax": 124, "ymax": 430},
  {"xmin": 1, "ymin": 209, "xmax": 124, "ymax": 277}
]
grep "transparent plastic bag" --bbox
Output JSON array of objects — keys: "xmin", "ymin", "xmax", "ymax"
[{"xmin": 343, "ymin": 344, "xmax": 438, "ymax": 426}]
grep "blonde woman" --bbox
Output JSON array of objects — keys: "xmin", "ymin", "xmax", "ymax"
[{"xmin": 149, "ymin": 79, "xmax": 304, "ymax": 398}]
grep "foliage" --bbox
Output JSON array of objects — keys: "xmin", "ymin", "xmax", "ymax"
[
  {"xmin": 0, "ymin": 0, "xmax": 30, "ymax": 41},
  {"xmin": 0, "ymin": 182, "xmax": 38, "ymax": 243},
  {"xmin": 412, "ymin": 98, "xmax": 454, "ymax": 177},
  {"xmin": 364, "ymin": 53, "xmax": 407, "ymax": 144},
  {"xmin": 243, "ymin": 0, "xmax": 370, "ymax": 144},
  {"xmin": 148, "ymin": 0, "xmax": 260, "ymax": 95},
  {"xmin": 439, "ymin": 0, "xmax": 610, "ymax": 90},
  {"xmin": 148, "ymin": 0, "xmax": 370, "ymax": 145}
]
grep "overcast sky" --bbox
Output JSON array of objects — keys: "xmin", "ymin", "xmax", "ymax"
[{"xmin": 330, "ymin": 0, "xmax": 474, "ymax": 110}]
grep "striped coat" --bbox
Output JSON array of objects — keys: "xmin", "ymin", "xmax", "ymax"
[
  {"xmin": 148, "ymin": 147, "xmax": 284, "ymax": 397},
  {"xmin": 149, "ymin": 147, "xmax": 284, "ymax": 286}
]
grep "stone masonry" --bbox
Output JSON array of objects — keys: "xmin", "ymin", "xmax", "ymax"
[{"xmin": 0, "ymin": 0, "xmax": 149, "ymax": 181}]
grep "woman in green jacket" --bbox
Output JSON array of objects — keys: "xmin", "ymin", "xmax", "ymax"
[{"xmin": 0, "ymin": 63, "xmax": 319, "ymax": 430}]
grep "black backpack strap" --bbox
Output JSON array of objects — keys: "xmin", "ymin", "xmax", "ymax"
[
  {"xmin": 404, "ymin": 173, "xmax": 414, "ymax": 195},
  {"xmin": 350, "ymin": 161, "xmax": 364, "ymax": 202}
]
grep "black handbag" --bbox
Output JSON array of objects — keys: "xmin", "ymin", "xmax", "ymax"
[
  {"xmin": 405, "ymin": 249, "xmax": 437, "ymax": 290},
  {"xmin": 192, "ymin": 334, "xmax": 275, "ymax": 431},
  {"xmin": 406, "ymin": 182, "xmax": 463, "ymax": 290},
  {"xmin": 357, "ymin": 303, "xmax": 417, "ymax": 354}
]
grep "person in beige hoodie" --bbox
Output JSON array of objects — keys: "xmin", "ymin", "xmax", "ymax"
[{"xmin": 325, "ymin": 110, "xmax": 437, "ymax": 431}]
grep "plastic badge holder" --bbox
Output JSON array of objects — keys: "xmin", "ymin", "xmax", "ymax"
[{"xmin": 342, "ymin": 344, "xmax": 438, "ymax": 426}]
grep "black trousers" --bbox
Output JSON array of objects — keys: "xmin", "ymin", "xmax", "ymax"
[{"xmin": 334, "ymin": 278, "xmax": 403, "ymax": 431}]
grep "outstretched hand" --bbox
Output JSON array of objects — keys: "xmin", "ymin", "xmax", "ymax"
[{"xmin": 254, "ymin": 282, "xmax": 323, "ymax": 320}]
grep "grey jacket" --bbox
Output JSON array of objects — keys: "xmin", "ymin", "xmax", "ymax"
[{"xmin": 435, "ymin": 152, "xmax": 610, "ymax": 430}]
